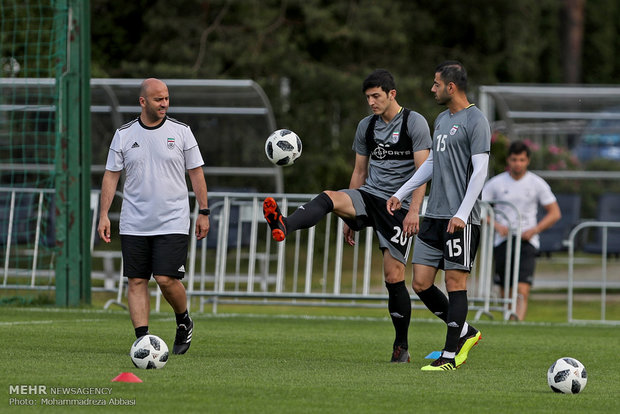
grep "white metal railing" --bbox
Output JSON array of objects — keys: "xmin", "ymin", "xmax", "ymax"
[
  {"xmin": 13, "ymin": 187, "xmax": 618, "ymax": 324},
  {"xmin": 183, "ymin": 193, "xmax": 499, "ymax": 319},
  {"xmin": 1, "ymin": 187, "xmax": 55, "ymax": 289},
  {"xmin": 473, "ymin": 200, "xmax": 522, "ymax": 321},
  {"xmin": 565, "ymin": 221, "xmax": 620, "ymax": 325},
  {"xmin": 0, "ymin": 187, "xmax": 114, "ymax": 294},
  {"xmin": 0, "ymin": 188, "xmax": 500, "ymax": 318}
]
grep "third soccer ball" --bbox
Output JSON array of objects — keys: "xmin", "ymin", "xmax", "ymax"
[
  {"xmin": 130, "ymin": 335, "xmax": 169, "ymax": 369},
  {"xmin": 547, "ymin": 357, "xmax": 587, "ymax": 394},
  {"xmin": 265, "ymin": 129, "xmax": 302, "ymax": 167}
]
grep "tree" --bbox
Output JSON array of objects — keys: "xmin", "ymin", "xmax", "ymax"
[
  {"xmin": 562, "ymin": 0, "xmax": 585, "ymax": 83},
  {"xmin": 90, "ymin": 0, "xmax": 620, "ymax": 193}
]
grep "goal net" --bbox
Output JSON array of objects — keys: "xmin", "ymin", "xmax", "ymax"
[{"xmin": 1, "ymin": 1, "xmax": 66, "ymax": 290}]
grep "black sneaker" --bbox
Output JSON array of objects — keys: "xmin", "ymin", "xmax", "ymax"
[
  {"xmin": 263, "ymin": 197, "xmax": 287, "ymax": 241},
  {"xmin": 172, "ymin": 319, "xmax": 193, "ymax": 355},
  {"xmin": 421, "ymin": 356, "xmax": 456, "ymax": 371},
  {"xmin": 390, "ymin": 345, "xmax": 410, "ymax": 363}
]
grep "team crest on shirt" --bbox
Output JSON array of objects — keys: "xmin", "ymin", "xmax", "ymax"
[
  {"xmin": 392, "ymin": 131, "xmax": 400, "ymax": 141},
  {"xmin": 449, "ymin": 124, "xmax": 460, "ymax": 135},
  {"xmin": 167, "ymin": 137, "xmax": 175, "ymax": 149}
]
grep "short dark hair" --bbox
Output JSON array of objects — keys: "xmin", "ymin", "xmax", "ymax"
[
  {"xmin": 362, "ymin": 69, "xmax": 396, "ymax": 94},
  {"xmin": 508, "ymin": 141, "xmax": 531, "ymax": 158},
  {"xmin": 435, "ymin": 61, "xmax": 467, "ymax": 91}
]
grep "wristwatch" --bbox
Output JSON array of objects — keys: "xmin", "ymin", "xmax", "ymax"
[{"xmin": 198, "ymin": 208, "xmax": 210, "ymax": 216}]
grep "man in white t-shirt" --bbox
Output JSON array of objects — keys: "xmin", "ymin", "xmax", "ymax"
[
  {"xmin": 482, "ymin": 141, "xmax": 561, "ymax": 321},
  {"xmin": 98, "ymin": 78, "xmax": 210, "ymax": 354}
]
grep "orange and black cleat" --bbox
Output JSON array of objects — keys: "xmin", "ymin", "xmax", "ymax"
[{"xmin": 263, "ymin": 197, "xmax": 287, "ymax": 242}]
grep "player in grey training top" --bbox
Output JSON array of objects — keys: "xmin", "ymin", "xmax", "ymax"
[
  {"xmin": 353, "ymin": 107, "xmax": 432, "ymax": 210},
  {"xmin": 263, "ymin": 69, "xmax": 431, "ymax": 363},
  {"xmin": 387, "ymin": 61, "xmax": 490, "ymax": 371},
  {"xmin": 423, "ymin": 102, "xmax": 491, "ymax": 225}
]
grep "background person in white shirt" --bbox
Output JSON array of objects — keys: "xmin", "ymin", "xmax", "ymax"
[
  {"xmin": 482, "ymin": 141, "xmax": 561, "ymax": 321},
  {"xmin": 98, "ymin": 78, "xmax": 210, "ymax": 354}
]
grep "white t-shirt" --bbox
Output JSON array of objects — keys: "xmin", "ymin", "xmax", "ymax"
[
  {"xmin": 482, "ymin": 171, "xmax": 556, "ymax": 249},
  {"xmin": 105, "ymin": 116, "xmax": 204, "ymax": 236}
]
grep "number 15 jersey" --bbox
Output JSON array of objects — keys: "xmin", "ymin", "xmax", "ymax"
[{"xmin": 425, "ymin": 105, "xmax": 490, "ymax": 225}]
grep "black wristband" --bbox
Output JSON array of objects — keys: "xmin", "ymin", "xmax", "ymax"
[{"xmin": 198, "ymin": 208, "xmax": 210, "ymax": 216}]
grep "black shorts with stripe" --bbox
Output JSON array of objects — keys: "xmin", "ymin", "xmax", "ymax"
[
  {"xmin": 412, "ymin": 217, "xmax": 480, "ymax": 272},
  {"xmin": 120, "ymin": 234, "xmax": 189, "ymax": 279},
  {"xmin": 340, "ymin": 189, "xmax": 411, "ymax": 265}
]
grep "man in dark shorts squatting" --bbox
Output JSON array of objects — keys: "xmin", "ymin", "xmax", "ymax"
[
  {"xmin": 387, "ymin": 61, "xmax": 490, "ymax": 371},
  {"xmin": 98, "ymin": 78, "xmax": 210, "ymax": 354},
  {"xmin": 263, "ymin": 69, "xmax": 431, "ymax": 363}
]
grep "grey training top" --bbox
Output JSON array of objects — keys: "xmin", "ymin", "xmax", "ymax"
[
  {"xmin": 352, "ymin": 108, "xmax": 432, "ymax": 208},
  {"xmin": 425, "ymin": 105, "xmax": 491, "ymax": 224}
]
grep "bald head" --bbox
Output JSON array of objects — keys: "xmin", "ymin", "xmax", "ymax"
[
  {"xmin": 140, "ymin": 78, "xmax": 168, "ymax": 99},
  {"xmin": 139, "ymin": 78, "xmax": 170, "ymax": 126}
]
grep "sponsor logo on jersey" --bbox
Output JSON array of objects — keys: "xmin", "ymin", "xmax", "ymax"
[
  {"xmin": 449, "ymin": 124, "xmax": 460, "ymax": 135},
  {"xmin": 131, "ymin": 142, "xmax": 140, "ymax": 148},
  {"xmin": 177, "ymin": 265, "xmax": 185, "ymax": 273},
  {"xmin": 167, "ymin": 137, "xmax": 175, "ymax": 149},
  {"xmin": 371, "ymin": 145, "xmax": 411, "ymax": 160}
]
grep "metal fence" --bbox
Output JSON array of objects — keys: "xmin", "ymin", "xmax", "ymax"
[
  {"xmin": 565, "ymin": 221, "xmax": 620, "ymax": 325},
  {"xmin": 3, "ymin": 187, "xmax": 619, "ymax": 323},
  {"xmin": 175, "ymin": 193, "xmax": 501, "ymax": 319}
]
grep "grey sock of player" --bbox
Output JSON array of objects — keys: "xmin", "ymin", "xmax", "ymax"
[
  {"xmin": 444, "ymin": 290, "xmax": 468, "ymax": 354},
  {"xmin": 416, "ymin": 284, "xmax": 449, "ymax": 323},
  {"xmin": 386, "ymin": 280, "xmax": 411, "ymax": 349},
  {"xmin": 286, "ymin": 192, "xmax": 334, "ymax": 233}
]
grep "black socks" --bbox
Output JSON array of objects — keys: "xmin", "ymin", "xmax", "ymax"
[
  {"xmin": 416, "ymin": 286, "xmax": 470, "ymax": 353},
  {"xmin": 386, "ymin": 280, "xmax": 411, "ymax": 349},
  {"xmin": 286, "ymin": 192, "xmax": 334, "ymax": 233},
  {"xmin": 135, "ymin": 311, "xmax": 191, "ymax": 339},
  {"xmin": 444, "ymin": 290, "xmax": 468, "ymax": 353},
  {"xmin": 175, "ymin": 310, "xmax": 191, "ymax": 326},
  {"xmin": 416, "ymin": 284, "xmax": 449, "ymax": 323},
  {"xmin": 135, "ymin": 326, "xmax": 149, "ymax": 339}
]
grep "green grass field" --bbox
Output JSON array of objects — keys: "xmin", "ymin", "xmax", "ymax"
[{"xmin": 1, "ymin": 305, "xmax": 619, "ymax": 413}]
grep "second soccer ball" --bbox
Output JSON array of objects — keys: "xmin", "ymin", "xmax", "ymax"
[
  {"xmin": 130, "ymin": 334, "xmax": 169, "ymax": 369},
  {"xmin": 547, "ymin": 357, "xmax": 587, "ymax": 394}
]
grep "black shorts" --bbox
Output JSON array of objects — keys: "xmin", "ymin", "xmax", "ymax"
[
  {"xmin": 494, "ymin": 238, "xmax": 537, "ymax": 286},
  {"xmin": 412, "ymin": 217, "xmax": 480, "ymax": 272},
  {"xmin": 340, "ymin": 189, "xmax": 411, "ymax": 264},
  {"xmin": 120, "ymin": 234, "xmax": 189, "ymax": 279}
]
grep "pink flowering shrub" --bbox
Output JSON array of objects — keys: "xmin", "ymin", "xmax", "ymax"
[{"xmin": 489, "ymin": 133, "xmax": 581, "ymax": 176}]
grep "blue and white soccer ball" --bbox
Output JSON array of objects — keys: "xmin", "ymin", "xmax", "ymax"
[
  {"xmin": 547, "ymin": 357, "xmax": 587, "ymax": 394},
  {"xmin": 130, "ymin": 334, "xmax": 169, "ymax": 369},
  {"xmin": 265, "ymin": 129, "xmax": 302, "ymax": 167}
]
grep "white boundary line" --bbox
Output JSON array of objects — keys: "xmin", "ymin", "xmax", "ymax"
[{"xmin": 0, "ymin": 318, "xmax": 111, "ymax": 326}]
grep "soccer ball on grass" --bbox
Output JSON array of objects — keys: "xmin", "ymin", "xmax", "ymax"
[
  {"xmin": 130, "ymin": 334, "xmax": 169, "ymax": 369},
  {"xmin": 265, "ymin": 129, "xmax": 302, "ymax": 167},
  {"xmin": 547, "ymin": 357, "xmax": 587, "ymax": 394}
]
